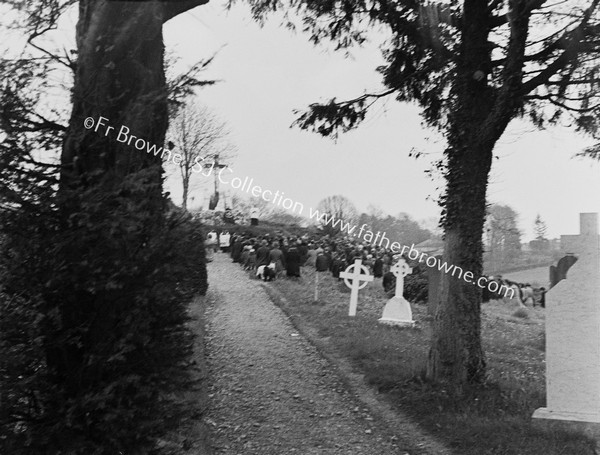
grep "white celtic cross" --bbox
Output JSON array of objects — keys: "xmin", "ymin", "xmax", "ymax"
[
  {"xmin": 391, "ymin": 258, "xmax": 412, "ymax": 298},
  {"xmin": 340, "ymin": 259, "xmax": 374, "ymax": 316}
]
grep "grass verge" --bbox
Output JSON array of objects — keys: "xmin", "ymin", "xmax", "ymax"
[{"xmin": 264, "ymin": 266, "xmax": 595, "ymax": 455}]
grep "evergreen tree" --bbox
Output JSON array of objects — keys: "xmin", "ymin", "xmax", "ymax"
[
  {"xmin": 534, "ymin": 214, "xmax": 548, "ymax": 241},
  {"xmin": 246, "ymin": 0, "xmax": 600, "ymax": 391}
]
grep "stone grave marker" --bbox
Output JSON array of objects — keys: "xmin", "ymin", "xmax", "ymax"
[
  {"xmin": 340, "ymin": 259, "xmax": 374, "ymax": 316},
  {"xmin": 549, "ymin": 254, "xmax": 578, "ymax": 288},
  {"xmin": 379, "ymin": 258, "xmax": 416, "ymax": 327},
  {"xmin": 549, "ymin": 265, "xmax": 557, "ymax": 289},
  {"xmin": 532, "ymin": 212, "xmax": 600, "ymax": 440}
]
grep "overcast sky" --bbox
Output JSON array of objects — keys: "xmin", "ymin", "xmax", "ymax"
[
  {"xmin": 162, "ymin": 1, "xmax": 600, "ymax": 241},
  {"xmin": 3, "ymin": 1, "xmax": 597, "ymax": 241}
]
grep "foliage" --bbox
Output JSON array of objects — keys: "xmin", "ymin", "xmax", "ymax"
[
  {"xmin": 357, "ymin": 208, "xmax": 431, "ymax": 248},
  {"xmin": 241, "ymin": 0, "xmax": 600, "ymax": 387},
  {"xmin": 530, "ymin": 214, "xmax": 551, "ymax": 253},
  {"xmin": 199, "ymin": 219, "xmax": 317, "ymax": 239},
  {"xmin": 0, "ymin": 166, "xmax": 208, "ymax": 454},
  {"xmin": 484, "ymin": 203, "xmax": 522, "ymax": 271},
  {"xmin": 315, "ymin": 194, "xmax": 358, "ymax": 235},
  {"xmin": 167, "ymin": 99, "xmax": 235, "ymax": 211},
  {"xmin": 533, "ymin": 214, "xmax": 548, "ymax": 241},
  {"xmin": 227, "ymin": 194, "xmax": 306, "ymax": 226},
  {"xmin": 577, "ymin": 142, "xmax": 600, "ymax": 160},
  {"xmin": 0, "ymin": 2, "xmax": 210, "ymax": 453},
  {"xmin": 166, "ymin": 56, "xmax": 218, "ymax": 114},
  {"xmin": 247, "ymin": 0, "xmax": 600, "ymax": 140},
  {"xmin": 403, "ymin": 262, "xmax": 428, "ymax": 304}
]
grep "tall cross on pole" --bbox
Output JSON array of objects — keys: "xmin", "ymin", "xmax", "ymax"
[
  {"xmin": 340, "ymin": 259, "xmax": 374, "ymax": 316},
  {"xmin": 204, "ymin": 154, "xmax": 228, "ymax": 210},
  {"xmin": 210, "ymin": 155, "xmax": 228, "ymax": 194}
]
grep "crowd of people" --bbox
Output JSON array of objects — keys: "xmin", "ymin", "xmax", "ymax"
[
  {"xmin": 210, "ymin": 230, "xmax": 406, "ymax": 282},
  {"xmin": 482, "ymin": 277, "xmax": 546, "ymax": 308},
  {"xmin": 205, "ymin": 229, "xmax": 547, "ymax": 307}
]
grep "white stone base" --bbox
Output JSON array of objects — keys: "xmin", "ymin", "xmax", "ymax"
[
  {"xmin": 532, "ymin": 407, "xmax": 600, "ymax": 440},
  {"xmin": 378, "ymin": 318, "xmax": 415, "ymax": 328}
]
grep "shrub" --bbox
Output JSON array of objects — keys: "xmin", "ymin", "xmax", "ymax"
[
  {"xmin": 0, "ymin": 169, "xmax": 207, "ymax": 454},
  {"xmin": 404, "ymin": 263, "xmax": 429, "ymax": 304}
]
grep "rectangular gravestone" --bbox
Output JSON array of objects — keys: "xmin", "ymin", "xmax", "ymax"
[{"xmin": 532, "ymin": 213, "xmax": 600, "ymax": 440}]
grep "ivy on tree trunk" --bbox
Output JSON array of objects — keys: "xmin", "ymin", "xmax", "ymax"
[{"xmin": 426, "ymin": 0, "xmax": 530, "ymax": 392}]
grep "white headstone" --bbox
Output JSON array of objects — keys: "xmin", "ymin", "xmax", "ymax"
[
  {"xmin": 340, "ymin": 259, "xmax": 374, "ymax": 316},
  {"xmin": 532, "ymin": 213, "xmax": 600, "ymax": 440},
  {"xmin": 379, "ymin": 258, "xmax": 415, "ymax": 327}
]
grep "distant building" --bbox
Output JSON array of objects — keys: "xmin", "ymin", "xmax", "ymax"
[{"xmin": 560, "ymin": 233, "xmax": 600, "ymax": 255}]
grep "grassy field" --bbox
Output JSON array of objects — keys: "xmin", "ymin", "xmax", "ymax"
[
  {"xmin": 263, "ymin": 267, "xmax": 595, "ymax": 455},
  {"xmin": 502, "ymin": 266, "xmax": 551, "ymax": 288}
]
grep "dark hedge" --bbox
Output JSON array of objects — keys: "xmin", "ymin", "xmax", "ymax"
[{"xmin": 0, "ymin": 170, "xmax": 208, "ymax": 454}]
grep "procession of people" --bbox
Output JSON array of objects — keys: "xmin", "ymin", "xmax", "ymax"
[
  {"xmin": 207, "ymin": 228, "xmax": 547, "ymax": 307},
  {"xmin": 216, "ymin": 230, "xmax": 399, "ymax": 281}
]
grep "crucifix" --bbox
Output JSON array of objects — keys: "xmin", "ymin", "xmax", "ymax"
[
  {"xmin": 205, "ymin": 154, "xmax": 228, "ymax": 210},
  {"xmin": 339, "ymin": 259, "xmax": 374, "ymax": 316}
]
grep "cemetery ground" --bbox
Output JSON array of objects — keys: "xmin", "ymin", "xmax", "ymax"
[
  {"xmin": 198, "ymin": 254, "xmax": 449, "ymax": 455},
  {"xmin": 265, "ymin": 267, "xmax": 597, "ymax": 454}
]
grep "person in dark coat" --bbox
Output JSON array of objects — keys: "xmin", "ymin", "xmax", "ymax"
[
  {"xmin": 285, "ymin": 241, "xmax": 302, "ymax": 277},
  {"xmin": 315, "ymin": 251, "xmax": 331, "ymax": 272},
  {"xmin": 537, "ymin": 287, "xmax": 547, "ymax": 308},
  {"xmin": 269, "ymin": 241, "xmax": 286, "ymax": 275},
  {"xmin": 298, "ymin": 241, "xmax": 309, "ymax": 265},
  {"xmin": 330, "ymin": 254, "xmax": 346, "ymax": 280},
  {"xmin": 323, "ymin": 247, "xmax": 333, "ymax": 268},
  {"xmin": 255, "ymin": 240, "xmax": 271, "ymax": 267},
  {"xmin": 373, "ymin": 255, "xmax": 384, "ymax": 278},
  {"xmin": 240, "ymin": 245, "xmax": 250, "ymax": 267},
  {"xmin": 231, "ymin": 236, "xmax": 243, "ymax": 263},
  {"xmin": 280, "ymin": 238, "xmax": 289, "ymax": 259}
]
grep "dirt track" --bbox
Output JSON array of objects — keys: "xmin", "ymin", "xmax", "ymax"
[{"xmin": 203, "ymin": 253, "xmax": 452, "ymax": 455}]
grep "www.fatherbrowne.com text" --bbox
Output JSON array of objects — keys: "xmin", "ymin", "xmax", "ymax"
[{"xmin": 84, "ymin": 114, "xmax": 515, "ymax": 300}]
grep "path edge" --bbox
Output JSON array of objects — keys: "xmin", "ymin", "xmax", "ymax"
[
  {"xmin": 159, "ymin": 293, "xmax": 214, "ymax": 455},
  {"xmin": 261, "ymin": 283, "xmax": 453, "ymax": 455}
]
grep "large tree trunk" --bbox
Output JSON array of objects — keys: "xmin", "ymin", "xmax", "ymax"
[
  {"xmin": 426, "ymin": 0, "xmax": 501, "ymax": 392},
  {"xmin": 426, "ymin": 138, "xmax": 493, "ymax": 391},
  {"xmin": 61, "ymin": 1, "xmax": 168, "ymax": 191},
  {"xmin": 426, "ymin": 0, "xmax": 529, "ymax": 392},
  {"xmin": 51, "ymin": 0, "xmax": 207, "ymax": 392}
]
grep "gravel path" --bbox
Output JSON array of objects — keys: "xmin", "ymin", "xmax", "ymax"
[{"xmin": 204, "ymin": 254, "xmax": 413, "ymax": 455}]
